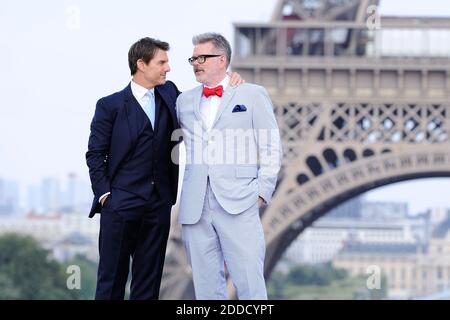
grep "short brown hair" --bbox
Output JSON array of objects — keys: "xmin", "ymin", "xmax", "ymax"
[{"xmin": 128, "ymin": 37, "xmax": 170, "ymax": 75}]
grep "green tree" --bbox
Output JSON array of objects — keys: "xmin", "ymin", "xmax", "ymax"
[
  {"xmin": 287, "ymin": 265, "xmax": 316, "ymax": 285},
  {"xmin": 0, "ymin": 233, "xmax": 78, "ymax": 299},
  {"xmin": 64, "ymin": 255, "xmax": 98, "ymax": 299},
  {"xmin": 266, "ymin": 271, "xmax": 286, "ymax": 299},
  {"xmin": 368, "ymin": 275, "xmax": 388, "ymax": 300},
  {"xmin": 0, "ymin": 273, "xmax": 21, "ymax": 299},
  {"xmin": 286, "ymin": 263, "xmax": 349, "ymax": 286}
]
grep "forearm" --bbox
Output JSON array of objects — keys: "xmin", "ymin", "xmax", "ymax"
[
  {"xmin": 86, "ymin": 147, "xmax": 111, "ymax": 198},
  {"xmin": 86, "ymin": 98, "xmax": 113, "ymax": 198}
]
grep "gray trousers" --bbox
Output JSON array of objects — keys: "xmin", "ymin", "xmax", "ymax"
[{"xmin": 182, "ymin": 180, "xmax": 267, "ymax": 300}]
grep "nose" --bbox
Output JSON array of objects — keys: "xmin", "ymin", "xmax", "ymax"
[{"xmin": 166, "ymin": 64, "xmax": 171, "ymax": 72}]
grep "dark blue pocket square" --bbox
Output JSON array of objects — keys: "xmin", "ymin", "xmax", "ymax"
[{"xmin": 232, "ymin": 104, "xmax": 247, "ymax": 113}]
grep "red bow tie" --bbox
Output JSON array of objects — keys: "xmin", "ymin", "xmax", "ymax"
[{"xmin": 203, "ymin": 85, "xmax": 223, "ymax": 98}]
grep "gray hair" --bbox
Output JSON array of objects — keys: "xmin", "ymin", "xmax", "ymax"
[{"xmin": 192, "ymin": 33, "xmax": 232, "ymax": 67}]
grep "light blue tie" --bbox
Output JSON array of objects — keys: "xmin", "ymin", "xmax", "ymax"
[{"xmin": 143, "ymin": 90, "xmax": 156, "ymax": 128}]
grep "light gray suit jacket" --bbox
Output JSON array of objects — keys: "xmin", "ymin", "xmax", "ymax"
[{"xmin": 176, "ymin": 83, "xmax": 282, "ymax": 224}]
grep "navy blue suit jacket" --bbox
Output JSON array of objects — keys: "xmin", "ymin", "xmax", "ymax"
[{"xmin": 86, "ymin": 81, "xmax": 181, "ymax": 217}]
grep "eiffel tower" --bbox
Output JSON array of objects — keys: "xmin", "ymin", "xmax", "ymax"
[{"xmin": 161, "ymin": 0, "xmax": 450, "ymax": 299}]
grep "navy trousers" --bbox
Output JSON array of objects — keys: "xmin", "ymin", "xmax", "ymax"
[{"xmin": 95, "ymin": 189, "xmax": 172, "ymax": 300}]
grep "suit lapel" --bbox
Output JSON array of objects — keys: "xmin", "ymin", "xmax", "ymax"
[
  {"xmin": 192, "ymin": 86, "xmax": 208, "ymax": 132},
  {"xmin": 156, "ymin": 85, "xmax": 179, "ymax": 130},
  {"xmin": 124, "ymin": 84, "xmax": 139, "ymax": 145},
  {"xmin": 154, "ymin": 91, "xmax": 161, "ymax": 133},
  {"xmin": 211, "ymin": 86, "xmax": 237, "ymax": 129}
]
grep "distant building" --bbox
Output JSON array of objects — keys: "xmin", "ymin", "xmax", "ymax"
[
  {"xmin": 284, "ymin": 200, "xmax": 422, "ymax": 265},
  {"xmin": 328, "ymin": 196, "xmax": 409, "ymax": 220},
  {"xmin": 429, "ymin": 207, "xmax": 449, "ymax": 226},
  {"xmin": 41, "ymin": 177, "xmax": 61, "ymax": 213},
  {"xmin": 328, "ymin": 196, "xmax": 363, "ymax": 219},
  {"xmin": 333, "ymin": 215, "xmax": 450, "ymax": 299},
  {"xmin": 26, "ymin": 175, "xmax": 93, "ymax": 214},
  {"xmin": 0, "ymin": 212, "xmax": 99, "ymax": 261},
  {"xmin": 0, "ymin": 178, "xmax": 20, "ymax": 215},
  {"xmin": 50, "ymin": 231, "xmax": 96, "ymax": 262},
  {"xmin": 62, "ymin": 173, "xmax": 93, "ymax": 213},
  {"xmin": 284, "ymin": 215, "xmax": 421, "ymax": 265},
  {"xmin": 361, "ymin": 201, "xmax": 408, "ymax": 220}
]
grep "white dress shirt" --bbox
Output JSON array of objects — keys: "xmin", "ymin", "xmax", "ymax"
[
  {"xmin": 99, "ymin": 80, "xmax": 155, "ymax": 204},
  {"xmin": 131, "ymin": 80, "xmax": 155, "ymax": 111},
  {"xmin": 200, "ymin": 75, "xmax": 230, "ymax": 131}
]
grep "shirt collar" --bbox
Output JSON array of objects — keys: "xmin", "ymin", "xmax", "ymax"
[
  {"xmin": 204, "ymin": 75, "xmax": 230, "ymax": 92},
  {"xmin": 131, "ymin": 80, "xmax": 154, "ymax": 100}
]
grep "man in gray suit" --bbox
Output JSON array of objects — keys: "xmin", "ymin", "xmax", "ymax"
[{"xmin": 175, "ymin": 33, "xmax": 282, "ymax": 299}]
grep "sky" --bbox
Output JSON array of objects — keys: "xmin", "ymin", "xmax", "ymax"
[{"xmin": 1, "ymin": 0, "xmax": 450, "ymax": 214}]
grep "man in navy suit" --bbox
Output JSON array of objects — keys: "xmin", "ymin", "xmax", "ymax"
[{"xmin": 86, "ymin": 38, "xmax": 181, "ymax": 300}]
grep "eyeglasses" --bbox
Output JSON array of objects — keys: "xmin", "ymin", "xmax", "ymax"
[{"xmin": 188, "ymin": 54, "xmax": 222, "ymax": 65}]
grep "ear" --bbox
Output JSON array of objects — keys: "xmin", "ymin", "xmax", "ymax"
[
  {"xmin": 220, "ymin": 55, "xmax": 227, "ymax": 67},
  {"xmin": 136, "ymin": 58, "xmax": 146, "ymax": 72}
]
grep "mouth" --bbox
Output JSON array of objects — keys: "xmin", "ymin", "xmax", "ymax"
[{"xmin": 194, "ymin": 69, "xmax": 203, "ymax": 75}]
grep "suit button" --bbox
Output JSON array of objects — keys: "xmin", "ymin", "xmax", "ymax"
[{"xmin": 151, "ymin": 181, "xmax": 155, "ymax": 185}]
